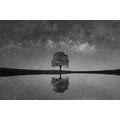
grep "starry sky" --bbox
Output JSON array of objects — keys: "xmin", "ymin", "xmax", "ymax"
[{"xmin": 0, "ymin": 20, "xmax": 120, "ymax": 70}]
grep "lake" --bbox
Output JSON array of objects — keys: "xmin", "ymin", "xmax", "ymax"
[{"xmin": 0, "ymin": 74, "xmax": 120, "ymax": 100}]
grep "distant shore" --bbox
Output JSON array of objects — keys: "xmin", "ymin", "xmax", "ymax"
[{"xmin": 0, "ymin": 67, "xmax": 120, "ymax": 77}]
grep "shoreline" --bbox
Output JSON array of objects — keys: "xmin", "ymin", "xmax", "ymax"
[{"xmin": 0, "ymin": 67, "xmax": 120, "ymax": 77}]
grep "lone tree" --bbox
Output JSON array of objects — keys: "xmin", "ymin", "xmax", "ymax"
[{"xmin": 51, "ymin": 52, "xmax": 69, "ymax": 71}]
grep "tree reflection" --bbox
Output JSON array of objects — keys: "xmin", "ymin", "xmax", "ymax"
[{"xmin": 51, "ymin": 75, "xmax": 69, "ymax": 93}]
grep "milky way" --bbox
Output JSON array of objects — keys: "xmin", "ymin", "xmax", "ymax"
[{"xmin": 0, "ymin": 20, "xmax": 120, "ymax": 70}]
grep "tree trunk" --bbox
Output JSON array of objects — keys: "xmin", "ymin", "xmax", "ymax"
[
  {"xmin": 59, "ymin": 65, "xmax": 62, "ymax": 71},
  {"xmin": 59, "ymin": 65, "xmax": 62, "ymax": 79},
  {"xmin": 60, "ymin": 73, "xmax": 62, "ymax": 79}
]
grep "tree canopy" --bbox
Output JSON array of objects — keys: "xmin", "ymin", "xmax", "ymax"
[{"xmin": 51, "ymin": 52, "xmax": 69, "ymax": 70}]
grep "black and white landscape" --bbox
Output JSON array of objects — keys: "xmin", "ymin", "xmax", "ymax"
[{"xmin": 0, "ymin": 20, "xmax": 120, "ymax": 100}]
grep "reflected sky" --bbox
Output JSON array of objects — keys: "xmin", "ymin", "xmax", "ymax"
[{"xmin": 0, "ymin": 74, "xmax": 119, "ymax": 100}]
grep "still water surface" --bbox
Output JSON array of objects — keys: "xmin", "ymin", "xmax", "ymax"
[{"xmin": 0, "ymin": 74, "xmax": 120, "ymax": 100}]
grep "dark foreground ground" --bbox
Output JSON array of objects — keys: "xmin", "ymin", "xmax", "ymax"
[{"xmin": 1, "ymin": 67, "xmax": 120, "ymax": 77}]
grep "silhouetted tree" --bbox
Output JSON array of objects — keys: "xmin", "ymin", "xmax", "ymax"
[
  {"xmin": 51, "ymin": 52, "xmax": 69, "ymax": 71},
  {"xmin": 51, "ymin": 76, "xmax": 69, "ymax": 93}
]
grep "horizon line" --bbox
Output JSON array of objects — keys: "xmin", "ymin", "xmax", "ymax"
[{"xmin": 0, "ymin": 67, "xmax": 120, "ymax": 77}]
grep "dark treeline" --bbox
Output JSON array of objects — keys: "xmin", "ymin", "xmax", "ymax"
[{"xmin": 1, "ymin": 67, "xmax": 120, "ymax": 77}]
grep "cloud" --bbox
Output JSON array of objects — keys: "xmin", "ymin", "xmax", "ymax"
[
  {"xmin": 45, "ymin": 39, "xmax": 57, "ymax": 50},
  {"xmin": 73, "ymin": 42, "xmax": 95, "ymax": 53},
  {"xmin": 57, "ymin": 40, "xmax": 95, "ymax": 53},
  {"xmin": 1, "ymin": 20, "xmax": 120, "ymax": 55}
]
